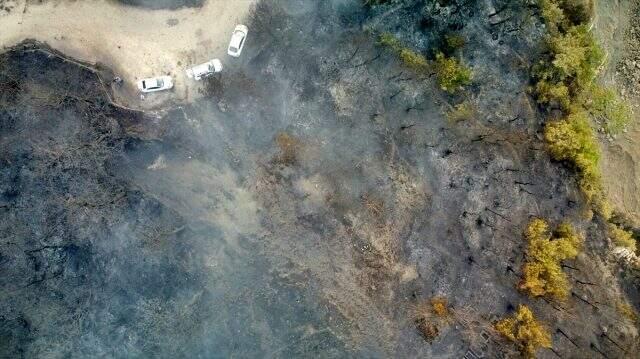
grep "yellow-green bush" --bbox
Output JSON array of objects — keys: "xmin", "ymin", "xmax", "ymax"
[
  {"xmin": 519, "ymin": 219, "xmax": 583, "ymax": 300},
  {"xmin": 378, "ymin": 32, "xmax": 402, "ymax": 52},
  {"xmin": 557, "ymin": 0, "xmax": 594, "ymax": 26},
  {"xmin": 444, "ymin": 33, "xmax": 466, "ymax": 52},
  {"xmin": 581, "ymin": 85, "xmax": 632, "ymax": 134},
  {"xmin": 544, "ymin": 107, "xmax": 608, "ymax": 213},
  {"xmin": 533, "ymin": 24, "xmax": 604, "ymax": 109},
  {"xmin": 399, "ymin": 48, "xmax": 430, "ymax": 72},
  {"xmin": 544, "ymin": 109, "xmax": 599, "ymax": 173},
  {"xmin": 549, "ymin": 25, "xmax": 603, "ymax": 88},
  {"xmin": 378, "ymin": 33, "xmax": 430, "ymax": 72},
  {"xmin": 434, "ymin": 52, "xmax": 472, "ymax": 93},
  {"xmin": 495, "ymin": 305, "xmax": 552, "ymax": 359},
  {"xmin": 535, "ymin": 0, "xmax": 629, "ymax": 217},
  {"xmin": 539, "ymin": 0, "xmax": 567, "ymax": 34},
  {"xmin": 539, "ymin": 0, "xmax": 594, "ymax": 33},
  {"xmin": 608, "ymin": 224, "xmax": 637, "ymax": 251},
  {"xmin": 378, "ymin": 33, "xmax": 472, "ymax": 92},
  {"xmin": 533, "ymin": 77, "xmax": 571, "ymax": 109}
]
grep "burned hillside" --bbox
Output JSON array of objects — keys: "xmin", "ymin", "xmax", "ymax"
[{"xmin": 0, "ymin": 0, "xmax": 638, "ymax": 358}]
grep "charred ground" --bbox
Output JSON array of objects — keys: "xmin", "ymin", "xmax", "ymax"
[{"xmin": 0, "ymin": 0, "xmax": 638, "ymax": 358}]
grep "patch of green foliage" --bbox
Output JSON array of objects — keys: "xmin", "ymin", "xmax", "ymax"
[
  {"xmin": 443, "ymin": 33, "xmax": 466, "ymax": 54},
  {"xmin": 544, "ymin": 109, "xmax": 600, "ymax": 193},
  {"xmin": 608, "ymin": 224, "xmax": 637, "ymax": 252},
  {"xmin": 539, "ymin": 0, "xmax": 594, "ymax": 34},
  {"xmin": 495, "ymin": 305, "xmax": 552, "ymax": 359},
  {"xmin": 534, "ymin": 0, "xmax": 631, "ymax": 216},
  {"xmin": 434, "ymin": 52, "xmax": 472, "ymax": 93},
  {"xmin": 581, "ymin": 85, "xmax": 632, "ymax": 134},
  {"xmin": 378, "ymin": 32, "xmax": 403, "ymax": 51},
  {"xmin": 519, "ymin": 219, "xmax": 583, "ymax": 300},
  {"xmin": 378, "ymin": 33, "xmax": 430, "ymax": 72},
  {"xmin": 532, "ymin": 24, "xmax": 604, "ymax": 109},
  {"xmin": 378, "ymin": 33, "xmax": 472, "ymax": 93}
]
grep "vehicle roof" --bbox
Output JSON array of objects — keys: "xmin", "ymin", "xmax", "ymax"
[
  {"xmin": 230, "ymin": 31, "xmax": 244, "ymax": 47},
  {"xmin": 145, "ymin": 78, "xmax": 160, "ymax": 87},
  {"xmin": 190, "ymin": 62, "xmax": 213, "ymax": 75}
]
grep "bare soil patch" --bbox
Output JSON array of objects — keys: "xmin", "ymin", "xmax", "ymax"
[{"xmin": 0, "ymin": 0, "xmax": 254, "ymax": 109}]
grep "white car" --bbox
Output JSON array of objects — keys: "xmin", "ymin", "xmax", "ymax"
[
  {"xmin": 227, "ymin": 25, "xmax": 248, "ymax": 57},
  {"xmin": 186, "ymin": 59, "xmax": 223, "ymax": 81},
  {"xmin": 137, "ymin": 76, "xmax": 173, "ymax": 93}
]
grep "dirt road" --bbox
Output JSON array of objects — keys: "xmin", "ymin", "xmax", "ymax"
[
  {"xmin": 0, "ymin": 0, "xmax": 254, "ymax": 109},
  {"xmin": 593, "ymin": 0, "xmax": 640, "ymax": 225}
]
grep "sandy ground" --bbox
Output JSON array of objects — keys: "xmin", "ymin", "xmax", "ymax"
[
  {"xmin": 0, "ymin": 0, "xmax": 255, "ymax": 109},
  {"xmin": 593, "ymin": 0, "xmax": 640, "ymax": 225}
]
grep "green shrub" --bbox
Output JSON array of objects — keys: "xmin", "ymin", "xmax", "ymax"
[
  {"xmin": 378, "ymin": 33, "xmax": 430, "ymax": 72},
  {"xmin": 538, "ymin": 0, "xmax": 594, "ymax": 33},
  {"xmin": 582, "ymin": 85, "xmax": 632, "ymax": 134},
  {"xmin": 548, "ymin": 25, "xmax": 603, "ymax": 90},
  {"xmin": 533, "ymin": 24, "xmax": 604, "ymax": 108},
  {"xmin": 378, "ymin": 34, "xmax": 472, "ymax": 93},
  {"xmin": 539, "ymin": 0, "xmax": 568, "ymax": 34},
  {"xmin": 399, "ymin": 48, "xmax": 430, "ymax": 72},
  {"xmin": 544, "ymin": 109, "xmax": 607, "ymax": 209},
  {"xmin": 544, "ymin": 109, "xmax": 599, "ymax": 173},
  {"xmin": 534, "ymin": 0, "xmax": 629, "ymax": 217},
  {"xmin": 434, "ymin": 52, "xmax": 472, "ymax": 93},
  {"xmin": 519, "ymin": 219, "xmax": 583, "ymax": 300},
  {"xmin": 444, "ymin": 33, "xmax": 466, "ymax": 53},
  {"xmin": 378, "ymin": 32, "xmax": 403, "ymax": 52},
  {"xmin": 533, "ymin": 76, "xmax": 571, "ymax": 109},
  {"xmin": 609, "ymin": 224, "xmax": 637, "ymax": 251},
  {"xmin": 558, "ymin": 0, "xmax": 594, "ymax": 26}
]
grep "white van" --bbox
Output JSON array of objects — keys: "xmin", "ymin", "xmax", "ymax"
[{"xmin": 186, "ymin": 59, "xmax": 223, "ymax": 81}]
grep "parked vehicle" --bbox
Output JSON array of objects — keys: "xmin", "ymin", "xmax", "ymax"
[
  {"xmin": 186, "ymin": 59, "xmax": 223, "ymax": 81},
  {"xmin": 137, "ymin": 76, "xmax": 173, "ymax": 93},
  {"xmin": 227, "ymin": 25, "xmax": 248, "ymax": 57}
]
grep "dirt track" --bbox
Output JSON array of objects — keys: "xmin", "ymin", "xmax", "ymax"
[
  {"xmin": 593, "ymin": 0, "xmax": 640, "ymax": 225},
  {"xmin": 0, "ymin": 0, "xmax": 254, "ymax": 109}
]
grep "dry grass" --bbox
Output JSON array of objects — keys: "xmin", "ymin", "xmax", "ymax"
[
  {"xmin": 415, "ymin": 317, "xmax": 439, "ymax": 343},
  {"xmin": 446, "ymin": 102, "xmax": 476, "ymax": 123},
  {"xmin": 362, "ymin": 193, "xmax": 384, "ymax": 219},
  {"xmin": 413, "ymin": 297, "xmax": 453, "ymax": 343},
  {"xmin": 617, "ymin": 301, "xmax": 639, "ymax": 323},
  {"xmin": 275, "ymin": 132, "xmax": 301, "ymax": 165},
  {"xmin": 430, "ymin": 297, "xmax": 450, "ymax": 317}
]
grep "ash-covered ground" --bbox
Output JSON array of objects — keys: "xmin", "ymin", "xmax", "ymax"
[{"xmin": 0, "ymin": 0, "xmax": 638, "ymax": 358}]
